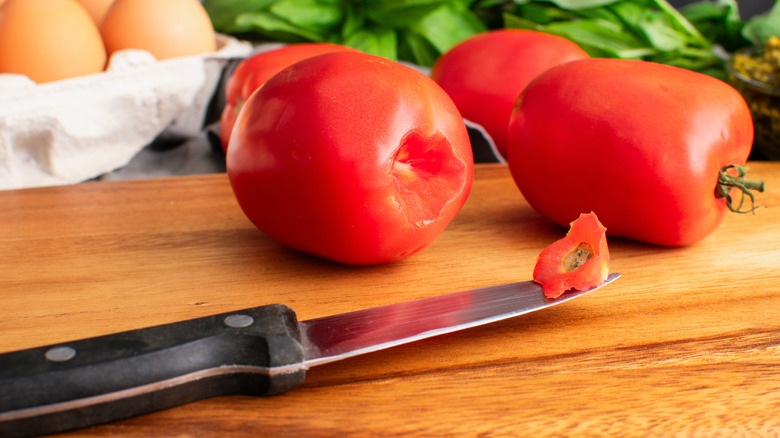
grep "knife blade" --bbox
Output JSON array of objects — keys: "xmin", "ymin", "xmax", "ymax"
[{"xmin": 0, "ymin": 273, "xmax": 619, "ymax": 437}]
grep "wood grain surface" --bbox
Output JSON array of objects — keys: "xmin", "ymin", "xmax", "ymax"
[{"xmin": 1, "ymin": 162, "xmax": 779, "ymax": 437}]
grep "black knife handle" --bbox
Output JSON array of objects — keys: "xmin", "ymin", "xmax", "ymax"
[{"xmin": 0, "ymin": 304, "xmax": 306, "ymax": 438}]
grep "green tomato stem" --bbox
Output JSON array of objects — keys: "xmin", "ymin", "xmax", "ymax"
[{"xmin": 715, "ymin": 164, "xmax": 766, "ymax": 214}]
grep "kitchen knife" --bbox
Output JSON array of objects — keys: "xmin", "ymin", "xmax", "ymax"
[{"xmin": 0, "ymin": 273, "xmax": 620, "ymax": 437}]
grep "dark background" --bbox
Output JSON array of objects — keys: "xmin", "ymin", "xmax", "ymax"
[{"xmin": 668, "ymin": 0, "xmax": 774, "ymax": 18}]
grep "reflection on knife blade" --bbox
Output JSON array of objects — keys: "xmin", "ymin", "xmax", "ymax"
[{"xmin": 0, "ymin": 273, "xmax": 620, "ymax": 437}]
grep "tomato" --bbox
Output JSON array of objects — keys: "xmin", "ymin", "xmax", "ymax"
[
  {"xmin": 534, "ymin": 212, "xmax": 610, "ymax": 299},
  {"xmin": 219, "ymin": 43, "xmax": 359, "ymax": 152},
  {"xmin": 430, "ymin": 29, "xmax": 589, "ymax": 159},
  {"xmin": 508, "ymin": 58, "xmax": 762, "ymax": 247},
  {"xmin": 227, "ymin": 52, "xmax": 474, "ymax": 265}
]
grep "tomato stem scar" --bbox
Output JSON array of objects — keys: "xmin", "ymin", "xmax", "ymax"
[
  {"xmin": 563, "ymin": 242, "xmax": 594, "ymax": 272},
  {"xmin": 715, "ymin": 164, "xmax": 766, "ymax": 214}
]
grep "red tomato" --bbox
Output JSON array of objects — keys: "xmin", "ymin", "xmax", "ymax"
[
  {"xmin": 227, "ymin": 52, "xmax": 474, "ymax": 265},
  {"xmin": 508, "ymin": 58, "xmax": 758, "ymax": 246},
  {"xmin": 219, "ymin": 43, "xmax": 359, "ymax": 152},
  {"xmin": 430, "ymin": 29, "xmax": 588, "ymax": 159},
  {"xmin": 534, "ymin": 212, "xmax": 610, "ymax": 299}
]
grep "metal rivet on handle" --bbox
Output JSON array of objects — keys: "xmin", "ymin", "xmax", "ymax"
[
  {"xmin": 45, "ymin": 346, "xmax": 76, "ymax": 362},
  {"xmin": 224, "ymin": 314, "xmax": 254, "ymax": 328}
]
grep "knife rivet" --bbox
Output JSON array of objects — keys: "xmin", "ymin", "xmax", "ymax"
[
  {"xmin": 224, "ymin": 314, "xmax": 254, "ymax": 328},
  {"xmin": 44, "ymin": 346, "xmax": 76, "ymax": 362}
]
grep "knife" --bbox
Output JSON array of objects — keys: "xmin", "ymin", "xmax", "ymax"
[{"xmin": 0, "ymin": 273, "xmax": 619, "ymax": 437}]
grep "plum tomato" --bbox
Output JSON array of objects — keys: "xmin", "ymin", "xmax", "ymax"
[
  {"xmin": 227, "ymin": 52, "xmax": 474, "ymax": 265},
  {"xmin": 219, "ymin": 43, "xmax": 360, "ymax": 152},
  {"xmin": 430, "ymin": 29, "xmax": 588, "ymax": 159},
  {"xmin": 508, "ymin": 58, "xmax": 764, "ymax": 247},
  {"xmin": 534, "ymin": 212, "xmax": 610, "ymax": 299}
]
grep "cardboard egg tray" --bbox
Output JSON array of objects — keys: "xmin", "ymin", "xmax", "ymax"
[{"xmin": 0, "ymin": 33, "xmax": 252, "ymax": 190}]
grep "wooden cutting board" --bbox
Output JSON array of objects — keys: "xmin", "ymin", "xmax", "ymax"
[{"xmin": 1, "ymin": 162, "xmax": 779, "ymax": 437}]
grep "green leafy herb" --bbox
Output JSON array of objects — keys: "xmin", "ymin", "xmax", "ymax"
[
  {"xmin": 204, "ymin": 0, "xmax": 780, "ymax": 76},
  {"xmin": 741, "ymin": 2, "xmax": 780, "ymax": 47},
  {"xmin": 477, "ymin": 0, "xmax": 725, "ymax": 77},
  {"xmin": 202, "ymin": 0, "xmax": 486, "ymax": 66},
  {"xmin": 678, "ymin": 0, "xmax": 747, "ymax": 51}
]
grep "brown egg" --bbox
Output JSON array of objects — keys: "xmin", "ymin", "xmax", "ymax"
[
  {"xmin": 75, "ymin": 0, "xmax": 114, "ymax": 27},
  {"xmin": 101, "ymin": 0, "xmax": 217, "ymax": 61},
  {"xmin": 0, "ymin": 0, "xmax": 107, "ymax": 83}
]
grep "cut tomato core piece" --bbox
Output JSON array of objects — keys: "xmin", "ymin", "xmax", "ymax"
[{"xmin": 533, "ymin": 212, "xmax": 610, "ymax": 299}]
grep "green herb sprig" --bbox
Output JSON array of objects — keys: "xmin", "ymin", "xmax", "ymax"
[
  {"xmin": 203, "ymin": 0, "xmax": 486, "ymax": 67},
  {"xmin": 473, "ymin": 0, "xmax": 780, "ymax": 79},
  {"xmin": 474, "ymin": 0, "xmax": 727, "ymax": 77}
]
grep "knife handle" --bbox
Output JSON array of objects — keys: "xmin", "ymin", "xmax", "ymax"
[{"xmin": 0, "ymin": 304, "xmax": 306, "ymax": 438}]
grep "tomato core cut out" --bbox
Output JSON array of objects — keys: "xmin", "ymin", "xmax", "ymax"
[{"xmin": 533, "ymin": 212, "xmax": 610, "ymax": 299}]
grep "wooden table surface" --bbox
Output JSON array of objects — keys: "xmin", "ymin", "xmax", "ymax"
[{"xmin": 1, "ymin": 162, "xmax": 779, "ymax": 437}]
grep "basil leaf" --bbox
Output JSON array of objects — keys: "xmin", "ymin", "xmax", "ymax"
[
  {"xmin": 742, "ymin": 2, "xmax": 780, "ymax": 47},
  {"xmin": 268, "ymin": 0, "xmax": 344, "ymax": 33},
  {"xmin": 340, "ymin": 5, "xmax": 365, "ymax": 38},
  {"xmin": 235, "ymin": 11, "xmax": 327, "ymax": 42},
  {"xmin": 342, "ymin": 26, "xmax": 399, "ymax": 60},
  {"xmin": 681, "ymin": 1, "xmax": 747, "ymax": 51},
  {"xmin": 504, "ymin": 12, "xmax": 654, "ymax": 59},
  {"xmin": 203, "ymin": 0, "xmax": 277, "ymax": 32},
  {"xmin": 549, "ymin": 21, "xmax": 657, "ymax": 58},
  {"xmin": 606, "ymin": 0, "xmax": 648, "ymax": 32},
  {"xmin": 498, "ymin": 0, "xmax": 727, "ymax": 76},
  {"xmin": 638, "ymin": 10, "xmax": 688, "ymax": 52},
  {"xmin": 681, "ymin": 1, "xmax": 735, "ymax": 23},
  {"xmin": 649, "ymin": 0, "xmax": 711, "ymax": 47},
  {"xmin": 514, "ymin": 3, "xmax": 577, "ymax": 24},
  {"xmin": 205, "ymin": 0, "xmax": 482, "ymax": 66},
  {"xmin": 515, "ymin": 0, "xmax": 620, "ymax": 10},
  {"xmin": 365, "ymin": 0, "xmax": 450, "ymax": 27},
  {"xmin": 398, "ymin": 31, "xmax": 441, "ymax": 66},
  {"xmin": 414, "ymin": 2, "xmax": 486, "ymax": 52}
]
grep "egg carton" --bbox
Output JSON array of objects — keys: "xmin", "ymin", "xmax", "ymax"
[{"xmin": 0, "ymin": 33, "xmax": 252, "ymax": 190}]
